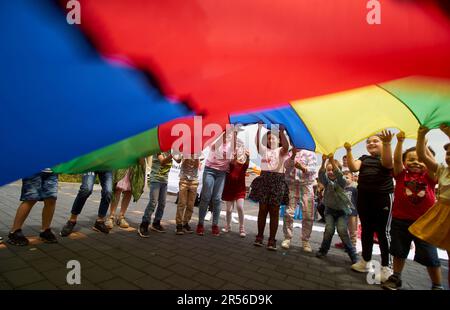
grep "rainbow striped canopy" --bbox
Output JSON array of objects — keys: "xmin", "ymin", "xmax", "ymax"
[
  {"xmin": 54, "ymin": 76, "xmax": 450, "ymax": 174},
  {"xmin": 2, "ymin": 1, "xmax": 450, "ymax": 183}
]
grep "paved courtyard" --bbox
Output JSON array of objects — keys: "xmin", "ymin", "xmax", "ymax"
[{"xmin": 0, "ymin": 181, "xmax": 448, "ymax": 290}]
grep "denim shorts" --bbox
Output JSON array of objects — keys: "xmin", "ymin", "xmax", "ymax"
[
  {"xmin": 389, "ymin": 218, "xmax": 441, "ymax": 267},
  {"xmin": 20, "ymin": 172, "xmax": 58, "ymax": 201}
]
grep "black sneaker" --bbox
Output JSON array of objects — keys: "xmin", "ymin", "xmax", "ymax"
[
  {"xmin": 315, "ymin": 251, "xmax": 327, "ymax": 259},
  {"xmin": 39, "ymin": 229, "xmax": 58, "ymax": 243},
  {"xmin": 381, "ymin": 275, "xmax": 402, "ymax": 290},
  {"xmin": 60, "ymin": 221, "xmax": 76, "ymax": 237},
  {"xmin": 182, "ymin": 223, "xmax": 193, "ymax": 234},
  {"xmin": 7, "ymin": 229, "xmax": 29, "ymax": 246},
  {"xmin": 150, "ymin": 223, "xmax": 166, "ymax": 233},
  {"xmin": 431, "ymin": 285, "xmax": 444, "ymax": 290},
  {"xmin": 176, "ymin": 224, "xmax": 184, "ymax": 235},
  {"xmin": 92, "ymin": 220, "xmax": 109, "ymax": 234},
  {"xmin": 138, "ymin": 221, "xmax": 149, "ymax": 238}
]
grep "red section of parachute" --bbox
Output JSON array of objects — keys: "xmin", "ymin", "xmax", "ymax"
[
  {"xmin": 77, "ymin": 0, "xmax": 450, "ymax": 116},
  {"xmin": 158, "ymin": 115, "xmax": 230, "ymax": 152}
]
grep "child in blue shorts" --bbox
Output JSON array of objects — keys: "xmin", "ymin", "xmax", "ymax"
[{"xmin": 7, "ymin": 169, "xmax": 58, "ymax": 246}]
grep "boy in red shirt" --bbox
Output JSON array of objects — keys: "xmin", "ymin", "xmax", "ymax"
[{"xmin": 381, "ymin": 131, "xmax": 443, "ymax": 290}]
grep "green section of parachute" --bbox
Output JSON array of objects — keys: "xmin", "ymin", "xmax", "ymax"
[
  {"xmin": 380, "ymin": 77, "xmax": 450, "ymax": 129},
  {"xmin": 53, "ymin": 127, "xmax": 160, "ymax": 173}
]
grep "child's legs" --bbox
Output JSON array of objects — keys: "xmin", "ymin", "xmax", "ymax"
[
  {"xmin": 336, "ymin": 215, "xmax": 356, "ymax": 259},
  {"xmin": 142, "ymin": 182, "xmax": 160, "ymax": 223},
  {"xmin": 257, "ymin": 204, "xmax": 269, "ymax": 238},
  {"xmin": 283, "ymin": 183, "xmax": 298, "ymax": 240},
  {"xmin": 426, "ymin": 267, "xmax": 442, "ymax": 287},
  {"xmin": 40, "ymin": 172, "xmax": 58, "ymax": 230},
  {"xmin": 373, "ymin": 193, "xmax": 393, "ymax": 267},
  {"xmin": 97, "ymin": 171, "xmax": 113, "ymax": 220},
  {"xmin": 320, "ymin": 211, "xmax": 336, "ymax": 254},
  {"xmin": 358, "ymin": 190, "xmax": 375, "ymax": 262},
  {"xmin": 413, "ymin": 235, "xmax": 442, "ymax": 286},
  {"xmin": 153, "ymin": 183, "xmax": 168, "ymax": 224},
  {"xmin": 392, "ymin": 257, "xmax": 406, "ymax": 275},
  {"xmin": 389, "ymin": 219, "xmax": 412, "ymax": 274},
  {"xmin": 70, "ymin": 172, "xmax": 95, "ymax": 220},
  {"xmin": 197, "ymin": 168, "xmax": 215, "ymax": 225},
  {"xmin": 183, "ymin": 181, "xmax": 198, "ymax": 224},
  {"xmin": 225, "ymin": 201, "xmax": 234, "ymax": 228},
  {"xmin": 300, "ymin": 184, "xmax": 315, "ymax": 242},
  {"xmin": 176, "ymin": 180, "xmax": 189, "ymax": 225},
  {"xmin": 268, "ymin": 205, "xmax": 280, "ymax": 241},
  {"xmin": 348, "ymin": 215, "xmax": 358, "ymax": 247},
  {"xmin": 42, "ymin": 198, "xmax": 56, "ymax": 231},
  {"xmin": 236, "ymin": 198, "xmax": 245, "ymax": 229},
  {"xmin": 12, "ymin": 201, "xmax": 37, "ymax": 232},
  {"xmin": 119, "ymin": 191, "xmax": 132, "ymax": 216},
  {"xmin": 109, "ymin": 189, "xmax": 122, "ymax": 217},
  {"xmin": 211, "ymin": 171, "xmax": 226, "ymax": 226}
]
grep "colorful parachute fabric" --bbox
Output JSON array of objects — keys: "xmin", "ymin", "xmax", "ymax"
[
  {"xmin": 54, "ymin": 76, "xmax": 450, "ymax": 174},
  {"xmin": 0, "ymin": 1, "xmax": 191, "ymax": 185},
  {"xmin": 76, "ymin": 0, "xmax": 450, "ymax": 115},
  {"xmin": 3, "ymin": 1, "xmax": 450, "ymax": 180},
  {"xmin": 231, "ymin": 76, "xmax": 450, "ymax": 155}
]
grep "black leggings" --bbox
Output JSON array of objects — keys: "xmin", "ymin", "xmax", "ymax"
[
  {"xmin": 257, "ymin": 204, "xmax": 280, "ymax": 241},
  {"xmin": 357, "ymin": 189, "xmax": 393, "ymax": 267}
]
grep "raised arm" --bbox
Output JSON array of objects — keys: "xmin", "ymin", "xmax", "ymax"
[
  {"xmin": 318, "ymin": 154, "xmax": 329, "ymax": 186},
  {"xmin": 393, "ymin": 131, "xmax": 405, "ymax": 177},
  {"xmin": 255, "ymin": 122, "xmax": 263, "ymax": 154},
  {"xmin": 329, "ymin": 153, "xmax": 346, "ymax": 188},
  {"xmin": 158, "ymin": 153, "xmax": 173, "ymax": 165},
  {"xmin": 379, "ymin": 130, "xmax": 394, "ymax": 169},
  {"xmin": 417, "ymin": 126, "xmax": 438, "ymax": 174},
  {"xmin": 279, "ymin": 124, "xmax": 289, "ymax": 156},
  {"xmin": 344, "ymin": 142, "xmax": 362, "ymax": 172}
]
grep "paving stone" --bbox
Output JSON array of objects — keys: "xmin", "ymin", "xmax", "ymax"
[
  {"xmin": 82, "ymin": 266, "xmax": 115, "ymax": 284},
  {"xmin": 2, "ymin": 268, "xmax": 44, "ymax": 287},
  {"xmin": 28, "ymin": 256, "xmax": 65, "ymax": 272},
  {"xmin": 97, "ymin": 277, "xmax": 140, "ymax": 290},
  {"xmin": 18, "ymin": 280, "xmax": 58, "ymax": 290},
  {"xmin": 111, "ymin": 265, "xmax": 146, "ymax": 281},
  {"xmin": 216, "ymin": 270, "xmax": 248, "ymax": 286},
  {"xmin": 133, "ymin": 275, "xmax": 171, "ymax": 290},
  {"xmin": 141, "ymin": 264, "xmax": 174, "ymax": 280},
  {"xmin": 0, "ymin": 257, "xmax": 29, "ymax": 272},
  {"xmin": 191, "ymin": 272, "xmax": 225, "ymax": 289},
  {"xmin": 120, "ymin": 256, "xmax": 148, "ymax": 269},
  {"xmin": 164, "ymin": 274, "xmax": 200, "ymax": 289}
]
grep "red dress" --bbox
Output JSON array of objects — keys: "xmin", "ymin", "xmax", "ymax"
[{"xmin": 222, "ymin": 161, "xmax": 249, "ymax": 201}]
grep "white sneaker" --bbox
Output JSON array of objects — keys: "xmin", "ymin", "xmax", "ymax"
[
  {"xmin": 239, "ymin": 228, "xmax": 246, "ymax": 238},
  {"xmin": 351, "ymin": 259, "xmax": 371, "ymax": 273},
  {"xmin": 302, "ymin": 241, "xmax": 312, "ymax": 253},
  {"xmin": 281, "ymin": 239, "xmax": 291, "ymax": 249},
  {"xmin": 117, "ymin": 217, "xmax": 129, "ymax": 229},
  {"xmin": 105, "ymin": 216, "xmax": 114, "ymax": 230},
  {"xmin": 221, "ymin": 226, "xmax": 230, "ymax": 233},
  {"xmin": 232, "ymin": 216, "xmax": 239, "ymax": 224},
  {"xmin": 205, "ymin": 211, "xmax": 212, "ymax": 221},
  {"xmin": 378, "ymin": 266, "xmax": 393, "ymax": 283}
]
